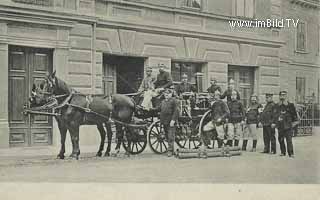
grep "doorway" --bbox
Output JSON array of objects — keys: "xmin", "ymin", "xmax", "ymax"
[
  {"xmin": 103, "ymin": 55, "xmax": 145, "ymax": 95},
  {"xmin": 228, "ymin": 65, "xmax": 255, "ymax": 108},
  {"xmin": 8, "ymin": 46, "xmax": 53, "ymax": 147}
]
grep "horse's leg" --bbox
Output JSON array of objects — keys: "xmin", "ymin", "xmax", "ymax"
[
  {"xmin": 112, "ymin": 123, "xmax": 123, "ymax": 156},
  {"xmin": 57, "ymin": 119, "xmax": 67, "ymax": 159},
  {"xmin": 69, "ymin": 124, "xmax": 80, "ymax": 160},
  {"xmin": 104, "ymin": 122, "xmax": 113, "ymax": 157},
  {"xmin": 96, "ymin": 123, "xmax": 106, "ymax": 157}
]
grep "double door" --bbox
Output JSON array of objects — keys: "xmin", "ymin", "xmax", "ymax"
[
  {"xmin": 228, "ymin": 66, "xmax": 255, "ymax": 108},
  {"xmin": 8, "ymin": 46, "xmax": 53, "ymax": 147}
]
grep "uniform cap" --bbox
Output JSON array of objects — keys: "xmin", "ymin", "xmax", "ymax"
[
  {"xmin": 146, "ymin": 67, "xmax": 152, "ymax": 72},
  {"xmin": 210, "ymin": 77, "xmax": 217, "ymax": 81},
  {"xmin": 279, "ymin": 91, "xmax": 288, "ymax": 95},
  {"xmin": 159, "ymin": 63, "xmax": 166, "ymax": 68},
  {"xmin": 182, "ymin": 73, "xmax": 188, "ymax": 78},
  {"xmin": 265, "ymin": 93, "xmax": 273, "ymax": 97}
]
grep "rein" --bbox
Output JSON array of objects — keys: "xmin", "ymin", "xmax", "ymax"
[{"xmin": 23, "ymin": 92, "xmax": 73, "ymax": 117}]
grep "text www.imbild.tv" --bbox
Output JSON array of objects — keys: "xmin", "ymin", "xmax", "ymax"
[{"xmin": 229, "ymin": 19, "xmax": 299, "ymax": 28}]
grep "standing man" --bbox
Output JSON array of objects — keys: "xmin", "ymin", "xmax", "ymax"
[
  {"xmin": 275, "ymin": 91, "xmax": 298, "ymax": 158},
  {"xmin": 259, "ymin": 93, "xmax": 277, "ymax": 154},
  {"xmin": 138, "ymin": 66, "xmax": 156, "ymax": 110},
  {"xmin": 227, "ymin": 90, "xmax": 245, "ymax": 147},
  {"xmin": 207, "ymin": 77, "xmax": 222, "ymax": 94},
  {"xmin": 221, "ymin": 79, "xmax": 240, "ymax": 102},
  {"xmin": 203, "ymin": 90, "xmax": 230, "ymax": 148},
  {"xmin": 159, "ymin": 88, "xmax": 180, "ymax": 157},
  {"xmin": 243, "ymin": 94, "xmax": 263, "ymax": 152},
  {"xmin": 154, "ymin": 63, "xmax": 173, "ymax": 90}
]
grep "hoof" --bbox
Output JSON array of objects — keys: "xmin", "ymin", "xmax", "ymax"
[
  {"xmin": 57, "ymin": 154, "xmax": 65, "ymax": 159},
  {"xmin": 96, "ymin": 152, "xmax": 102, "ymax": 157},
  {"xmin": 69, "ymin": 154, "xmax": 79, "ymax": 160},
  {"xmin": 104, "ymin": 152, "xmax": 110, "ymax": 157},
  {"xmin": 111, "ymin": 149, "xmax": 120, "ymax": 157}
]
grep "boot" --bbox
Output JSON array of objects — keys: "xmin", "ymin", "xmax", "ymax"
[
  {"xmin": 167, "ymin": 127, "xmax": 175, "ymax": 157},
  {"xmin": 226, "ymin": 140, "xmax": 233, "ymax": 147},
  {"xmin": 217, "ymin": 139, "xmax": 223, "ymax": 148},
  {"xmin": 234, "ymin": 139, "xmax": 239, "ymax": 147},
  {"xmin": 251, "ymin": 140, "xmax": 257, "ymax": 152},
  {"xmin": 242, "ymin": 140, "xmax": 248, "ymax": 151}
]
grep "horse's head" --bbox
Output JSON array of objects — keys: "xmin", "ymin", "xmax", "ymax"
[{"xmin": 29, "ymin": 71, "xmax": 57, "ymax": 107}]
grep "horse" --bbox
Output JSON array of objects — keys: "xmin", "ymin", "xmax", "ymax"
[{"xmin": 29, "ymin": 71, "xmax": 135, "ymax": 160}]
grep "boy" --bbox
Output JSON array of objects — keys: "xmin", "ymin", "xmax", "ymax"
[
  {"xmin": 159, "ymin": 88, "xmax": 180, "ymax": 157},
  {"xmin": 227, "ymin": 90, "xmax": 245, "ymax": 147},
  {"xmin": 243, "ymin": 95, "xmax": 263, "ymax": 152}
]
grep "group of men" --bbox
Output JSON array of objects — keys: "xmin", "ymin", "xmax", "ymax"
[{"xmin": 138, "ymin": 64, "xmax": 299, "ymax": 158}]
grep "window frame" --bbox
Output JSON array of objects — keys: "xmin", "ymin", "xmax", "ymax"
[
  {"xmin": 171, "ymin": 61, "xmax": 203, "ymax": 85},
  {"xmin": 235, "ymin": 0, "xmax": 255, "ymax": 19},
  {"xmin": 182, "ymin": 0, "xmax": 202, "ymax": 10},
  {"xmin": 295, "ymin": 20, "xmax": 308, "ymax": 53},
  {"xmin": 296, "ymin": 76, "xmax": 306, "ymax": 104}
]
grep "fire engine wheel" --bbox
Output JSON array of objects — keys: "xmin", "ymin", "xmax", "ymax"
[
  {"xmin": 147, "ymin": 120, "xmax": 168, "ymax": 154},
  {"xmin": 122, "ymin": 127, "xmax": 147, "ymax": 155}
]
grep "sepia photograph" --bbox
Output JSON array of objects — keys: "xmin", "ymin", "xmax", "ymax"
[{"xmin": 0, "ymin": 0, "xmax": 319, "ymax": 199}]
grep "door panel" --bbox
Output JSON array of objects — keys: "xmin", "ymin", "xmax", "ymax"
[
  {"xmin": 228, "ymin": 66, "xmax": 255, "ymax": 108},
  {"xmin": 103, "ymin": 63, "xmax": 116, "ymax": 96},
  {"xmin": 9, "ymin": 46, "xmax": 53, "ymax": 147}
]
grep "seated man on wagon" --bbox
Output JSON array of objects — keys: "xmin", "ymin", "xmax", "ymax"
[
  {"xmin": 175, "ymin": 73, "xmax": 196, "ymax": 117},
  {"xmin": 138, "ymin": 66, "xmax": 157, "ymax": 110},
  {"xmin": 154, "ymin": 63, "xmax": 173, "ymax": 91},
  {"xmin": 202, "ymin": 90, "xmax": 230, "ymax": 148}
]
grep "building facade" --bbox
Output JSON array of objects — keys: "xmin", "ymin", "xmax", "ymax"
[{"xmin": 0, "ymin": 0, "xmax": 318, "ymax": 148}]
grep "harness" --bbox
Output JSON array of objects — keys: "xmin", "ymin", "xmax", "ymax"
[{"xmin": 23, "ymin": 93, "xmax": 73, "ymax": 116}]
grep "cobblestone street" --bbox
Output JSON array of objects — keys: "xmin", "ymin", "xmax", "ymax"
[{"xmin": 0, "ymin": 129, "xmax": 319, "ymax": 183}]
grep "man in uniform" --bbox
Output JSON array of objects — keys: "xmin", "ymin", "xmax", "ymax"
[
  {"xmin": 138, "ymin": 66, "xmax": 156, "ymax": 110},
  {"xmin": 221, "ymin": 79, "xmax": 240, "ymax": 102},
  {"xmin": 275, "ymin": 91, "xmax": 298, "ymax": 158},
  {"xmin": 158, "ymin": 87, "xmax": 180, "ymax": 157},
  {"xmin": 243, "ymin": 94, "xmax": 263, "ymax": 152},
  {"xmin": 259, "ymin": 93, "xmax": 277, "ymax": 154},
  {"xmin": 175, "ymin": 73, "xmax": 196, "ymax": 96},
  {"xmin": 203, "ymin": 90, "xmax": 230, "ymax": 148},
  {"xmin": 227, "ymin": 90, "xmax": 245, "ymax": 147},
  {"xmin": 207, "ymin": 77, "xmax": 222, "ymax": 94},
  {"xmin": 154, "ymin": 63, "xmax": 173, "ymax": 90}
]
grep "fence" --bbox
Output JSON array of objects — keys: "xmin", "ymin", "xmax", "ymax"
[{"xmin": 294, "ymin": 102, "xmax": 320, "ymax": 136}]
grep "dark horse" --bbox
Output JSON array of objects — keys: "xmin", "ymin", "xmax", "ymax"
[{"xmin": 30, "ymin": 71, "xmax": 135, "ymax": 159}]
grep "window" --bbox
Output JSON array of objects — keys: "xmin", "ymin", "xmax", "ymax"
[
  {"xmin": 296, "ymin": 22, "xmax": 307, "ymax": 52},
  {"xmin": 296, "ymin": 77, "xmax": 306, "ymax": 103},
  {"xmin": 184, "ymin": 0, "xmax": 201, "ymax": 9},
  {"xmin": 236, "ymin": 0, "xmax": 255, "ymax": 18},
  {"xmin": 171, "ymin": 62, "xmax": 202, "ymax": 84},
  {"xmin": 12, "ymin": 0, "xmax": 53, "ymax": 7},
  {"xmin": 228, "ymin": 66, "xmax": 255, "ymax": 108}
]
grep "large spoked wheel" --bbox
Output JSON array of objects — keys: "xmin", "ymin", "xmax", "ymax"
[
  {"xmin": 122, "ymin": 127, "xmax": 147, "ymax": 155},
  {"xmin": 175, "ymin": 121, "xmax": 201, "ymax": 149},
  {"xmin": 198, "ymin": 110, "xmax": 213, "ymax": 148},
  {"xmin": 147, "ymin": 120, "xmax": 168, "ymax": 154}
]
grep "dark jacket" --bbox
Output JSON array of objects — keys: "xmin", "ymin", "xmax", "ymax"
[
  {"xmin": 275, "ymin": 101, "xmax": 298, "ymax": 130},
  {"xmin": 175, "ymin": 82, "xmax": 196, "ymax": 96},
  {"xmin": 228, "ymin": 100, "xmax": 245, "ymax": 123},
  {"xmin": 246, "ymin": 103, "xmax": 263, "ymax": 124},
  {"xmin": 260, "ymin": 101, "xmax": 277, "ymax": 126},
  {"xmin": 221, "ymin": 89, "xmax": 240, "ymax": 102},
  {"xmin": 209, "ymin": 99, "xmax": 230, "ymax": 125},
  {"xmin": 154, "ymin": 71, "xmax": 173, "ymax": 89},
  {"xmin": 207, "ymin": 84, "xmax": 222, "ymax": 94},
  {"xmin": 158, "ymin": 97, "xmax": 180, "ymax": 125}
]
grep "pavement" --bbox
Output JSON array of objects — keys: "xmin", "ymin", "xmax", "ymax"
[{"xmin": 0, "ymin": 127, "xmax": 318, "ymax": 183}]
